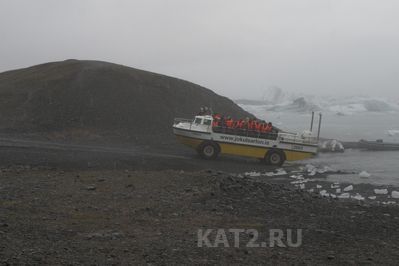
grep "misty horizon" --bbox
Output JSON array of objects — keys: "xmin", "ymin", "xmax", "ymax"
[{"xmin": 1, "ymin": 0, "xmax": 399, "ymax": 100}]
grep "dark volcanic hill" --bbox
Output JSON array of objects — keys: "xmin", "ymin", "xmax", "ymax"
[{"xmin": 0, "ymin": 60, "xmax": 252, "ymax": 143}]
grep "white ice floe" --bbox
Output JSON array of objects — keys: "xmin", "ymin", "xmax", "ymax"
[
  {"xmin": 290, "ymin": 174, "xmax": 304, "ymax": 179},
  {"xmin": 352, "ymin": 193, "xmax": 365, "ymax": 201},
  {"xmin": 343, "ymin": 185, "xmax": 353, "ymax": 192},
  {"xmin": 245, "ymin": 171, "xmax": 261, "ymax": 177},
  {"xmin": 305, "ymin": 165, "xmax": 336, "ymax": 175},
  {"xmin": 336, "ymin": 188, "xmax": 341, "ymax": 194},
  {"xmin": 382, "ymin": 201, "xmax": 396, "ymax": 205},
  {"xmin": 338, "ymin": 193, "xmax": 350, "ymax": 199},
  {"xmin": 291, "ymin": 178, "xmax": 310, "ymax": 184},
  {"xmin": 330, "ymin": 193, "xmax": 337, "ymax": 199},
  {"xmin": 263, "ymin": 172, "xmax": 275, "ymax": 177},
  {"xmin": 331, "ymin": 183, "xmax": 340, "ymax": 189},
  {"xmin": 306, "ymin": 164, "xmax": 316, "ymax": 172},
  {"xmin": 291, "ymin": 177, "xmax": 311, "ymax": 184},
  {"xmin": 319, "ymin": 190, "xmax": 329, "ymax": 197},
  {"xmin": 368, "ymin": 196, "xmax": 377, "ymax": 200},
  {"xmin": 359, "ymin": 171, "xmax": 371, "ymax": 178},
  {"xmin": 317, "ymin": 166, "xmax": 335, "ymax": 174},
  {"xmin": 262, "ymin": 169, "xmax": 287, "ymax": 177},
  {"xmin": 274, "ymin": 168, "xmax": 287, "ymax": 176},
  {"xmin": 308, "ymin": 170, "xmax": 317, "ymax": 176},
  {"xmin": 391, "ymin": 191, "xmax": 399, "ymax": 199},
  {"xmin": 316, "ymin": 185, "xmax": 323, "ymax": 189},
  {"xmin": 374, "ymin": 189, "xmax": 388, "ymax": 195}
]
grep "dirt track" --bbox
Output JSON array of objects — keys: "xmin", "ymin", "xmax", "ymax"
[{"xmin": 1, "ymin": 138, "xmax": 399, "ymax": 265}]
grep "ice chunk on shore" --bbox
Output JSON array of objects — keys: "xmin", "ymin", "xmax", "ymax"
[
  {"xmin": 359, "ymin": 171, "xmax": 371, "ymax": 178},
  {"xmin": 382, "ymin": 201, "xmax": 396, "ymax": 205},
  {"xmin": 306, "ymin": 164, "xmax": 316, "ymax": 172},
  {"xmin": 374, "ymin": 189, "xmax": 388, "ymax": 195},
  {"xmin": 352, "ymin": 193, "xmax": 365, "ymax": 201},
  {"xmin": 343, "ymin": 185, "xmax": 353, "ymax": 192},
  {"xmin": 391, "ymin": 191, "xmax": 399, "ymax": 199},
  {"xmin": 317, "ymin": 166, "xmax": 335, "ymax": 174},
  {"xmin": 331, "ymin": 183, "xmax": 340, "ymax": 189},
  {"xmin": 274, "ymin": 169, "xmax": 287, "ymax": 176},
  {"xmin": 338, "ymin": 193, "xmax": 350, "ymax": 199},
  {"xmin": 316, "ymin": 185, "xmax": 322, "ymax": 189},
  {"xmin": 368, "ymin": 196, "xmax": 377, "ymax": 200},
  {"xmin": 291, "ymin": 179, "xmax": 310, "ymax": 184},
  {"xmin": 336, "ymin": 188, "xmax": 341, "ymax": 193},
  {"xmin": 245, "ymin": 171, "xmax": 261, "ymax": 177},
  {"xmin": 308, "ymin": 170, "xmax": 317, "ymax": 176},
  {"xmin": 319, "ymin": 190, "xmax": 329, "ymax": 197}
]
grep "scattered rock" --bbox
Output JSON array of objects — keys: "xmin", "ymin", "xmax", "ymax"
[{"xmin": 327, "ymin": 254, "xmax": 335, "ymax": 260}]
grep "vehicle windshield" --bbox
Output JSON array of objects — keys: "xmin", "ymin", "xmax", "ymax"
[{"xmin": 203, "ymin": 119, "xmax": 211, "ymax": 126}]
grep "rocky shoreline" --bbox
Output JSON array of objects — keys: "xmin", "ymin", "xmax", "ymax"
[
  {"xmin": 0, "ymin": 137, "xmax": 399, "ymax": 264},
  {"xmin": 1, "ymin": 159, "xmax": 399, "ymax": 264}
]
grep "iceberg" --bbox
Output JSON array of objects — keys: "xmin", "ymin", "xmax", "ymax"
[
  {"xmin": 359, "ymin": 171, "xmax": 371, "ymax": 178},
  {"xmin": 388, "ymin": 130, "xmax": 399, "ymax": 136}
]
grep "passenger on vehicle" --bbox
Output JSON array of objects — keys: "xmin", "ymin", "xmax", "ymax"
[
  {"xmin": 261, "ymin": 122, "xmax": 269, "ymax": 133},
  {"xmin": 255, "ymin": 120, "xmax": 262, "ymax": 131},
  {"xmin": 266, "ymin": 122, "xmax": 273, "ymax": 132},
  {"xmin": 234, "ymin": 119, "xmax": 243, "ymax": 128},
  {"xmin": 198, "ymin": 107, "xmax": 204, "ymax": 115},
  {"xmin": 241, "ymin": 120, "xmax": 248, "ymax": 129},
  {"xmin": 212, "ymin": 118, "xmax": 219, "ymax": 127},
  {"xmin": 225, "ymin": 117, "xmax": 234, "ymax": 128},
  {"xmin": 212, "ymin": 113, "xmax": 221, "ymax": 121},
  {"xmin": 249, "ymin": 119, "xmax": 258, "ymax": 130}
]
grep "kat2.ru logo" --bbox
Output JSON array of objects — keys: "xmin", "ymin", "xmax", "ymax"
[{"xmin": 197, "ymin": 228, "xmax": 302, "ymax": 248}]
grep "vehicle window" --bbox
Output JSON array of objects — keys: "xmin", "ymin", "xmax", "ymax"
[
  {"xmin": 203, "ymin": 119, "xmax": 211, "ymax": 125},
  {"xmin": 194, "ymin": 118, "xmax": 202, "ymax": 124}
]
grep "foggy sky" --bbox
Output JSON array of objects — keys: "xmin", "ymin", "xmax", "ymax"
[{"xmin": 1, "ymin": 0, "xmax": 398, "ymax": 100}]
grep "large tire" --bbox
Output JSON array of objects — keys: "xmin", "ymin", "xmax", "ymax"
[
  {"xmin": 265, "ymin": 149, "xmax": 286, "ymax": 166},
  {"xmin": 198, "ymin": 141, "xmax": 220, "ymax": 160}
]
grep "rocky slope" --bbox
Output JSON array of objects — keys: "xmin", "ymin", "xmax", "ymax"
[{"xmin": 0, "ymin": 60, "xmax": 252, "ymax": 143}]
